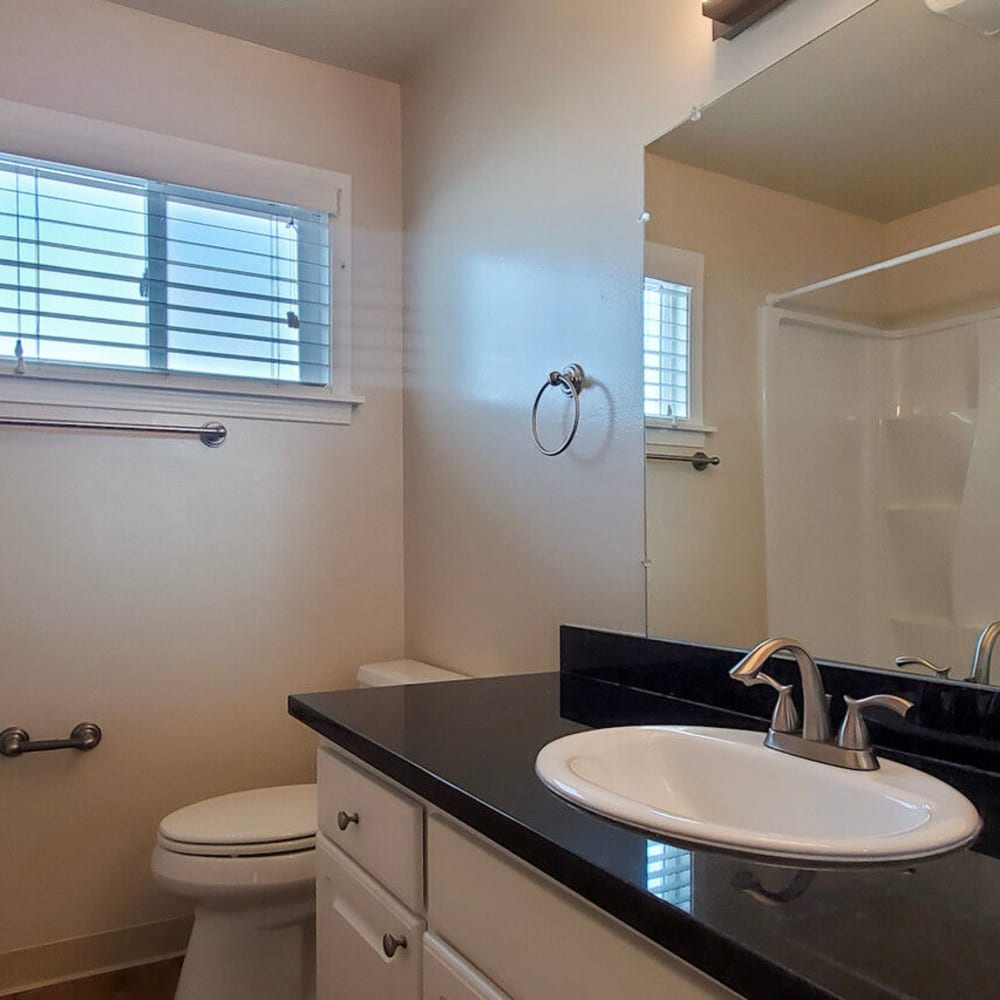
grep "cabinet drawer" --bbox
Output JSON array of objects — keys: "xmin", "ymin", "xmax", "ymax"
[
  {"xmin": 316, "ymin": 833, "xmax": 424, "ymax": 1000},
  {"xmin": 427, "ymin": 815, "xmax": 736, "ymax": 1000},
  {"xmin": 317, "ymin": 746, "xmax": 424, "ymax": 910},
  {"xmin": 424, "ymin": 934, "xmax": 511, "ymax": 1000}
]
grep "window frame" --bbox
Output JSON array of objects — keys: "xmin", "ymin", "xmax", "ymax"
[
  {"xmin": 0, "ymin": 99, "xmax": 361, "ymax": 425},
  {"xmin": 643, "ymin": 242, "xmax": 714, "ymax": 450}
]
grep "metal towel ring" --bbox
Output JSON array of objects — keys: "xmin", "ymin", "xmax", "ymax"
[{"xmin": 531, "ymin": 364, "xmax": 585, "ymax": 457}]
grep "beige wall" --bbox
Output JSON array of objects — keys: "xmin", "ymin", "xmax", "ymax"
[
  {"xmin": 643, "ymin": 156, "xmax": 883, "ymax": 646},
  {"xmin": 883, "ymin": 181, "xmax": 1000, "ymax": 325},
  {"xmin": 0, "ymin": 0, "xmax": 403, "ymax": 985},
  {"xmin": 786, "ymin": 179, "xmax": 1000, "ymax": 325},
  {"xmin": 401, "ymin": 0, "xmax": 876, "ymax": 675}
]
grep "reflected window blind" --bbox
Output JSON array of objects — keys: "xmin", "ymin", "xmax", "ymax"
[
  {"xmin": 643, "ymin": 276, "xmax": 691, "ymax": 421},
  {"xmin": 0, "ymin": 152, "xmax": 331, "ymax": 386},
  {"xmin": 646, "ymin": 840, "xmax": 692, "ymax": 912}
]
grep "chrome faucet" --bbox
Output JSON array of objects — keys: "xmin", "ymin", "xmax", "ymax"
[
  {"xmin": 970, "ymin": 621, "xmax": 1000, "ymax": 685},
  {"xmin": 731, "ymin": 638, "xmax": 912, "ymax": 771},
  {"xmin": 730, "ymin": 638, "xmax": 831, "ymax": 742}
]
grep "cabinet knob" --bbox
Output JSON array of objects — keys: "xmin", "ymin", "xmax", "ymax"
[
  {"xmin": 337, "ymin": 810, "xmax": 359, "ymax": 831},
  {"xmin": 382, "ymin": 933, "xmax": 407, "ymax": 958}
]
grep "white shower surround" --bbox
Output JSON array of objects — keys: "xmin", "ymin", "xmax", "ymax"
[{"xmin": 760, "ymin": 304, "xmax": 999, "ymax": 677}]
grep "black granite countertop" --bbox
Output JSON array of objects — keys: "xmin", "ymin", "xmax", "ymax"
[{"xmin": 289, "ymin": 667, "xmax": 1000, "ymax": 1000}]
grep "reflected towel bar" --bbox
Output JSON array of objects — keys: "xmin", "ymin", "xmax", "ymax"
[
  {"xmin": 647, "ymin": 451, "xmax": 720, "ymax": 471},
  {"xmin": 0, "ymin": 416, "xmax": 227, "ymax": 447}
]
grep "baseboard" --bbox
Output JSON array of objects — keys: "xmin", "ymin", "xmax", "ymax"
[{"xmin": 0, "ymin": 916, "xmax": 192, "ymax": 995}]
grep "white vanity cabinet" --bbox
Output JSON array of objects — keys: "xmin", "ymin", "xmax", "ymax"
[{"xmin": 316, "ymin": 744, "xmax": 735, "ymax": 1000}]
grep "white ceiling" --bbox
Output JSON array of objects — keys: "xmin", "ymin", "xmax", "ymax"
[
  {"xmin": 106, "ymin": 0, "xmax": 484, "ymax": 82},
  {"xmin": 648, "ymin": 0, "xmax": 1000, "ymax": 222}
]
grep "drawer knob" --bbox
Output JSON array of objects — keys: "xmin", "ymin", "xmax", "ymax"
[
  {"xmin": 382, "ymin": 933, "xmax": 408, "ymax": 959},
  {"xmin": 336, "ymin": 810, "xmax": 359, "ymax": 831}
]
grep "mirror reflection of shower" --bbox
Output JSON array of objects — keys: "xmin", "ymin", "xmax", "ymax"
[{"xmin": 761, "ymin": 235, "xmax": 1000, "ymax": 680}]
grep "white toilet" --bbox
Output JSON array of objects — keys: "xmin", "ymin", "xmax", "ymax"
[{"xmin": 151, "ymin": 659, "xmax": 463, "ymax": 1000}]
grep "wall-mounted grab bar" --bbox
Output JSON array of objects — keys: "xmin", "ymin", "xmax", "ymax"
[
  {"xmin": 1, "ymin": 722, "xmax": 102, "ymax": 757},
  {"xmin": 0, "ymin": 416, "xmax": 227, "ymax": 447},
  {"xmin": 647, "ymin": 450, "xmax": 720, "ymax": 471}
]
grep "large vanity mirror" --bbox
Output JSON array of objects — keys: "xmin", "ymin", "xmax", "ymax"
[{"xmin": 643, "ymin": 0, "xmax": 1000, "ymax": 685}]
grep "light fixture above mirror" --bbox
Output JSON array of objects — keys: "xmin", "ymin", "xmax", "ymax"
[
  {"xmin": 702, "ymin": 0, "xmax": 793, "ymax": 40},
  {"xmin": 926, "ymin": 0, "xmax": 1000, "ymax": 37}
]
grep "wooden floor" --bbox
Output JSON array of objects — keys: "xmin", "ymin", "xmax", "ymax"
[{"xmin": 7, "ymin": 958, "xmax": 183, "ymax": 1000}]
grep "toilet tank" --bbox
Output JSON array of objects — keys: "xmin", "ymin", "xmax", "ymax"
[{"xmin": 356, "ymin": 659, "xmax": 465, "ymax": 687}]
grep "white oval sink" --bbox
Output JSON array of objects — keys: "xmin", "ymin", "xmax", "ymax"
[{"xmin": 535, "ymin": 726, "xmax": 982, "ymax": 863}]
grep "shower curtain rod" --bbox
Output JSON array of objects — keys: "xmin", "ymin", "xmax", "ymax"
[{"xmin": 765, "ymin": 221, "xmax": 1000, "ymax": 306}]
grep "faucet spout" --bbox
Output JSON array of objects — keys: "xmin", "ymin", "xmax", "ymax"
[
  {"xmin": 970, "ymin": 621, "xmax": 1000, "ymax": 685},
  {"xmin": 730, "ymin": 638, "xmax": 832, "ymax": 743}
]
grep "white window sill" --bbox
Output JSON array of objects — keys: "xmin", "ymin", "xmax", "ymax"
[
  {"xmin": 645, "ymin": 419, "xmax": 716, "ymax": 451},
  {"xmin": 0, "ymin": 370, "xmax": 365, "ymax": 426}
]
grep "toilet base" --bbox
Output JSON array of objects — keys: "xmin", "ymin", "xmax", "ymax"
[{"xmin": 175, "ymin": 898, "xmax": 316, "ymax": 1000}]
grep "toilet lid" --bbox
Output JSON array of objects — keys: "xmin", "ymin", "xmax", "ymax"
[{"xmin": 158, "ymin": 784, "xmax": 316, "ymax": 856}]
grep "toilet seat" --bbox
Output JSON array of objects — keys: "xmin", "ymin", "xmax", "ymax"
[
  {"xmin": 157, "ymin": 830, "xmax": 315, "ymax": 857},
  {"xmin": 157, "ymin": 784, "xmax": 316, "ymax": 858},
  {"xmin": 152, "ymin": 839, "xmax": 316, "ymax": 898}
]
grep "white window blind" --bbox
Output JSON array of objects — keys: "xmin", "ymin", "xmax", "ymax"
[
  {"xmin": 0, "ymin": 152, "xmax": 331, "ymax": 387},
  {"xmin": 646, "ymin": 840, "xmax": 692, "ymax": 913},
  {"xmin": 643, "ymin": 275, "xmax": 691, "ymax": 421}
]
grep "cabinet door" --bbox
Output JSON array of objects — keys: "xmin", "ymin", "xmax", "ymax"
[
  {"xmin": 424, "ymin": 934, "xmax": 511, "ymax": 1000},
  {"xmin": 317, "ymin": 834, "xmax": 424, "ymax": 1000}
]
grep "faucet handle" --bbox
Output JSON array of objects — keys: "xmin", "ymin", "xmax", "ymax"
[
  {"xmin": 744, "ymin": 671, "xmax": 800, "ymax": 734},
  {"xmin": 894, "ymin": 655, "xmax": 950, "ymax": 679},
  {"xmin": 837, "ymin": 694, "xmax": 913, "ymax": 751}
]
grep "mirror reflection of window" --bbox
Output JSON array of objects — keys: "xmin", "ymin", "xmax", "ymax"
[
  {"xmin": 643, "ymin": 276, "xmax": 692, "ymax": 422},
  {"xmin": 642, "ymin": 243, "xmax": 709, "ymax": 447},
  {"xmin": 646, "ymin": 840, "xmax": 692, "ymax": 913}
]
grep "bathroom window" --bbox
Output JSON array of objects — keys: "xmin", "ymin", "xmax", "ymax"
[
  {"xmin": 1, "ymin": 152, "xmax": 329, "ymax": 386},
  {"xmin": 644, "ymin": 243, "xmax": 712, "ymax": 448},
  {"xmin": 0, "ymin": 127, "xmax": 356, "ymax": 424}
]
